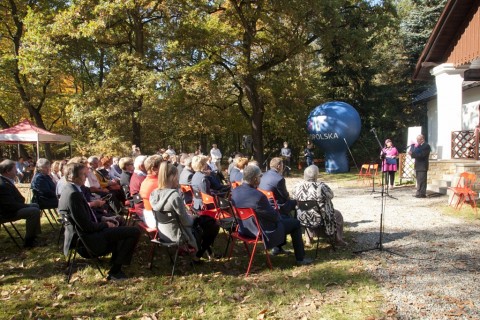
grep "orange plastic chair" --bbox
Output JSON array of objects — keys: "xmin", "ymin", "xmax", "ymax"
[
  {"xmin": 180, "ymin": 184, "xmax": 194, "ymax": 208},
  {"xmin": 137, "ymin": 221, "xmax": 158, "ymax": 269},
  {"xmin": 357, "ymin": 164, "xmax": 371, "ymax": 184},
  {"xmin": 257, "ymin": 189, "xmax": 280, "ymax": 211},
  {"xmin": 228, "ymin": 207, "xmax": 273, "ymax": 276},
  {"xmin": 448, "ymin": 172, "xmax": 478, "ymax": 214}
]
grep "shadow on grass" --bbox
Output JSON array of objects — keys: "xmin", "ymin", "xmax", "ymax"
[{"xmin": 0, "ymin": 217, "xmax": 385, "ymax": 319}]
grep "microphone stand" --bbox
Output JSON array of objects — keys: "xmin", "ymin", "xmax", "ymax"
[{"xmin": 354, "ymin": 128, "xmax": 399, "ymax": 255}]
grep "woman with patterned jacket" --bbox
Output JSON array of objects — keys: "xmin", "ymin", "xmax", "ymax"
[{"xmin": 292, "ymin": 165, "xmax": 347, "ymax": 247}]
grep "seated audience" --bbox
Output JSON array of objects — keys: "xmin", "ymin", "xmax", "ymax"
[
  {"xmin": 110, "ymin": 157, "xmax": 122, "ymax": 180},
  {"xmin": 231, "ymin": 165, "xmax": 312, "ymax": 265},
  {"xmin": 139, "ymin": 155, "xmax": 163, "ymax": 223},
  {"xmin": 229, "ymin": 157, "xmax": 249, "ymax": 183},
  {"xmin": 191, "ymin": 155, "xmax": 212, "ymax": 210},
  {"xmin": 31, "ymin": 158, "xmax": 59, "ymax": 209},
  {"xmin": 129, "ymin": 155, "xmax": 148, "ymax": 213},
  {"xmin": 51, "ymin": 160, "xmax": 63, "ymax": 184},
  {"xmin": 176, "ymin": 153, "xmax": 189, "ymax": 177},
  {"xmin": 119, "ymin": 157, "xmax": 134, "ymax": 190},
  {"xmin": 258, "ymin": 157, "xmax": 296, "ymax": 217},
  {"xmin": 149, "ymin": 162, "xmax": 199, "ymax": 260},
  {"xmin": 59, "ymin": 162, "xmax": 140, "ymax": 280},
  {"xmin": 292, "ymin": 165, "xmax": 347, "ymax": 247},
  {"xmin": 0, "ymin": 159, "xmax": 42, "ymax": 248},
  {"xmin": 179, "ymin": 156, "xmax": 194, "ymax": 185},
  {"xmin": 98, "ymin": 156, "xmax": 120, "ymax": 183}
]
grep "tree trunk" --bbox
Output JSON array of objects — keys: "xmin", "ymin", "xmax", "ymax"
[
  {"xmin": 243, "ymin": 75, "xmax": 264, "ymax": 164},
  {"xmin": 132, "ymin": 99, "xmax": 142, "ymax": 149}
]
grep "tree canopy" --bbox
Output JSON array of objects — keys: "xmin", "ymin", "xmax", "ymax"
[{"xmin": 0, "ymin": 0, "xmax": 447, "ymax": 163}]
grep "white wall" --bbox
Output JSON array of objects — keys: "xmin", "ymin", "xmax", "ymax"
[{"xmin": 427, "ymin": 85, "xmax": 480, "ymax": 158}]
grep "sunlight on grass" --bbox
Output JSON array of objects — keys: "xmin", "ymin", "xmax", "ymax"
[{"xmin": 0, "ymin": 214, "xmax": 384, "ymax": 319}]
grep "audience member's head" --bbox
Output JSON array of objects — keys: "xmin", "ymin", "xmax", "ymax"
[
  {"xmin": 184, "ymin": 156, "xmax": 193, "ymax": 170},
  {"xmin": 269, "ymin": 157, "xmax": 284, "ymax": 172},
  {"xmin": 236, "ymin": 157, "xmax": 249, "ymax": 170},
  {"xmin": 119, "ymin": 157, "xmax": 134, "ymax": 172},
  {"xmin": 0, "ymin": 159, "xmax": 16, "ymax": 177},
  {"xmin": 179, "ymin": 153, "xmax": 188, "ymax": 165},
  {"xmin": 144, "ymin": 155, "xmax": 162, "ymax": 174},
  {"xmin": 157, "ymin": 161, "xmax": 178, "ymax": 190},
  {"xmin": 304, "ymin": 165, "xmax": 319, "ymax": 182},
  {"xmin": 52, "ymin": 160, "xmax": 62, "ymax": 174},
  {"xmin": 243, "ymin": 165, "xmax": 262, "ymax": 187},
  {"xmin": 100, "ymin": 156, "xmax": 112, "ymax": 168},
  {"xmin": 191, "ymin": 155, "xmax": 208, "ymax": 172},
  {"xmin": 36, "ymin": 158, "xmax": 51, "ymax": 174},
  {"xmin": 133, "ymin": 155, "xmax": 147, "ymax": 172},
  {"xmin": 248, "ymin": 160, "xmax": 260, "ymax": 168},
  {"xmin": 67, "ymin": 156, "xmax": 87, "ymax": 165},
  {"xmin": 87, "ymin": 156, "xmax": 99, "ymax": 168},
  {"xmin": 65, "ymin": 162, "xmax": 87, "ymax": 184}
]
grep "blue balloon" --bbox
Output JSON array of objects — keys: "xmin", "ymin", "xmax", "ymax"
[{"xmin": 306, "ymin": 101, "xmax": 361, "ymax": 173}]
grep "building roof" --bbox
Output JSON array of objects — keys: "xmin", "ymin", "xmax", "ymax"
[{"xmin": 413, "ymin": 0, "xmax": 480, "ymax": 80}]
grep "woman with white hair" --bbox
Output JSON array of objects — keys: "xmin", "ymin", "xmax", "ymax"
[
  {"xmin": 292, "ymin": 165, "xmax": 347, "ymax": 247},
  {"xmin": 31, "ymin": 158, "xmax": 58, "ymax": 209}
]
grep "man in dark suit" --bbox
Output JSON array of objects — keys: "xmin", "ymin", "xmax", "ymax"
[
  {"xmin": 258, "ymin": 157, "xmax": 296, "ymax": 217},
  {"xmin": 58, "ymin": 162, "xmax": 140, "ymax": 280},
  {"xmin": 231, "ymin": 165, "xmax": 312, "ymax": 266},
  {"xmin": 0, "ymin": 159, "xmax": 42, "ymax": 248},
  {"xmin": 409, "ymin": 134, "xmax": 431, "ymax": 198}
]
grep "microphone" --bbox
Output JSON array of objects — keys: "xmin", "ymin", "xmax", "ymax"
[{"xmin": 370, "ymin": 128, "xmax": 376, "ymax": 133}]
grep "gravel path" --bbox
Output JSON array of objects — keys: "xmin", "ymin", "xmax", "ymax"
[{"xmin": 287, "ymin": 178, "xmax": 480, "ymax": 319}]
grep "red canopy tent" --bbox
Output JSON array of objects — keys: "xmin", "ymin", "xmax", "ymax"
[{"xmin": 0, "ymin": 119, "xmax": 72, "ymax": 159}]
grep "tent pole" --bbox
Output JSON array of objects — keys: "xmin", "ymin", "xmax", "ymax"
[{"xmin": 36, "ymin": 140, "xmax": 40, "ymax": 160}]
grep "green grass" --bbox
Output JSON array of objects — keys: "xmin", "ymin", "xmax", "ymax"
[
  {"xmin": 0, "ymin": 219, "xmax": 384, "ymax": 319},
  {"xmin": 0, "ymin": 180, "xmax": 390, "ymax": 319}
]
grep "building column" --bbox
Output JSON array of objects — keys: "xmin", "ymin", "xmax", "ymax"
[{"xmin": 431, "ymin": 63, "xmax": 466, "ymax": 160}]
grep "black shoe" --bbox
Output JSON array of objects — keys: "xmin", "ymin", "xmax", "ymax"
[
  {"xmin": 414, "ymin": 195, "xmax": 427, "ymax": 198},
  {"xmin": 296, "ymin": 258, "xmax": 314, "ymax": 266},
  {"xmin": 106, "ymin": 271, "xmax": 128, "ymax": 281},
  {"xmin": 271, "ymin": 247, "xmax": 292, "ymax": 256}
]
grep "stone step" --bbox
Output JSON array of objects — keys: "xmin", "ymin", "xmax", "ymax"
[
  {"xmin": 431, "ymin": 179, "xmax": 451, "ymax": 188},
  {"xmin": 427, "ymin": 184, "xmax": 448, "ymax": 194}
]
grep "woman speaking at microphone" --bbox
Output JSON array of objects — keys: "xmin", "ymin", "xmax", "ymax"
[{"xmin": 381, "ymin": 139, "xmax": 399, "ymax": 189}]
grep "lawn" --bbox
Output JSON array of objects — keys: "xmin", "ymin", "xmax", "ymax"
[{"xmin": 0, "ymin": 176, "xmax": 387, "ymax": 320}]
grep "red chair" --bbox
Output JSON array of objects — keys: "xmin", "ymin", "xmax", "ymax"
[
  {"xmin": 137, "ymin": 221, "xmax": 158, "ymax": 269},
  {"xmin": 448, "ymin": 172, "xmax": 478, "ymax": 214},
  {"xmin": 198, "ymin": 191, "xmax": 236, "ymax": 256},
  {"xmin": 228, "ymin": 207, "xmax": 273, "ymax": 277},
  {"xmin": 231, "ymin": 181, "xmax": 240, "ymax": 189},
  {"xmin": 180, "ymin": 184, "xmax": 194, "ymax": 208},
  {"xmin": 258, "ymin": 189, "xmax": 279, "ymax": 211}
]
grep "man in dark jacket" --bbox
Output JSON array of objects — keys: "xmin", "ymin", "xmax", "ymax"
[
  {"xmin": 409, "ymin": 134, "xmax": 431, "ymax": 198},
  {"xmin": 0, "ymin": 159, "xmax": 42, "ymax": 247},
  {"xmin": 231, "ymin": 165, "xmax": 312, "ymax": 266},
  {"xmin": 258, "ymin": 157, "xmax": 296, "ymax": 217},
  {"xmin": 58, "ymin": 162, "xmax": 140, "ymax": 280}
]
